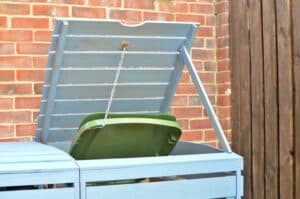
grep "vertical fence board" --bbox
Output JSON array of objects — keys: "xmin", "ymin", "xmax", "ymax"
[
  {"xmin": 262, "ymin": 1, "xmax": 279, "ymax": 199},
  {"xmin": 275, "ymin": 0, "xmax": 294, "ymax": 198},
  {"xmin": 249, "ymin": 0, "xmax": 265, "ymax": 198},
  {"xmin": 231, "ymin": 0, "xmax": 298, "ymax": 198},
  {"xmin": 235, "ymin": 1, "xmax": 253, "ymax": 198},
  {"xmin": 292, "ymin": 0, "xmax": 300, "ymax": 198},
  {"xmin": 230, "ymin": 0, "xmax": 241, "ymax": 154}
]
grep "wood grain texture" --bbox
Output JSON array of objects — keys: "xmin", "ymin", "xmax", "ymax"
[
  {"xmin": 231, "ymin": 0, "xmax": 299, "ymax": 198},
  {"xmin": 249, "ymin": 1, "xmax": 265, "ymax": 198},
  {"xmin": 276, "ymin": 1, "xmax": 294, "ymax": 198},
  {"xmin": 230, "ymin": 0, "xmax": 241, "ymax": 153},
  {"xmin": 292, "ymin": 0, "xmax": 300, "ymax": 198},
  {"xmin": 262, "ymin": 1, "xmax": 279, "ymax": 199},
  {"xmin": 237, "ymin": 1, "xmax": 252, "ymax": 198}
]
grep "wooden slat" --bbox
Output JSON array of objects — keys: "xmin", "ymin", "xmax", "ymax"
[
  {"xmin": 51, "ymin": 36, "xmax": 186, "ymax": 52},
  {"xmin": 0, "ymin": 161, "xmax": 76, "ymax": 175},
  {"xmin": 249, "ymin": 0, "xmax": 264, "ymax": 198},
  {"xmin": 230, "ymin": 0, "xmax": 241, "ymax": 154},
  {"xmin": 236, "ymin": 1, "xmax": 252, "ymax": 198},
  {"xmin": 57, "ymin": 20, "xmax": 196, "ymax": 37},
  {"xmin": 41, "ymin": 84, "xmax": 168, "ymax": 100},
  {"xmin": 276, "ymin": 1, "xmax": 294, "ymax": 198},
  {"xmin": 38, "ymin": 111, "xmax": 160, "ymax": 129},
  {"xmin": 86, "ymin": 176, "xmax": 236, "ymax": 199},
  {"xmin": 79, "ymin": 153, "xmax": 242, "ymax": 181},
  {"xmin": 55, "ymin": 68, "xmax": 173, "ymax": 84},
  {"xmin": 48, "ymin": 52, "xmax": 178, "ymax": 67},
  {"xmin": 41, "ymin": 21, "xmax": 68, "ymax": 144},
  {"xmin": 0, "ymin": 188, "xmax": 74, "ymax": 199},
  {"xmin": 262, "ymin": 1, "xmax": 279, "ymax": 198},
  {"xmin": 292, "ymin": 0, "xmax": 300, "ymax": 198},
  {"xmin": 40, "ymin": 98, "xmax": 162, "ymax": 114}
]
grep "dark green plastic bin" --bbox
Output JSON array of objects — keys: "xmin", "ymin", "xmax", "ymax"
[{"xmin": 70, "ymin": 113, "xmax": 182, "ymax": 160}]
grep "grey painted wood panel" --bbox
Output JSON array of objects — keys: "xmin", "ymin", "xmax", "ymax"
[
  {"xmin": 48, "ymin": 52, "xmax": 178, "ymax": 67},
  {"xmin": 51, "ymin": 36, "xmax": 186, "ymax": 52}
]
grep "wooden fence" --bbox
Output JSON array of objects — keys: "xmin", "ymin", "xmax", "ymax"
[{"xmin": 230, "ymin": 0, "xmax": 300, "ymax": 198}]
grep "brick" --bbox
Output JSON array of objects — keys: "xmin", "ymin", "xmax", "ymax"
[
  {"xmin": 0, "ymin": 70, "xmax": 14, "ymax": 82},
  {"xmin": 181, "ymin": 131, "xmax": 203, "ymax": 141},
  {"xmin": 16, "ymin": 124, "xmax": 37, "ymax": 137},
  {"xmin": 217, "ymin": 71, "xmax": 231, "ymax": 83},
  {"xmin": 0, "ymin": 98, "xmax": 13, "ymax": 110},
  {"xmin": 190, "ymin": 119, "xmax": 212, "ymax": 129},
  {"xmin": 32, "ymin": 111, "xmax": 40, "ymax": 123},
  {"xmin": 203, "ymin": 84, "xmax": 216, "ymax": 95},
  {"xmin": 204, "ymin": 130, "xmax": 217, "ymax": 141},
  {"xmin": 72, "ymin": 7, "xmax": 106, "ymax": 18},
  {"xmin": 17, "ymin": 70, "xmax": 45, "ymax": 81},
  {"xmin": 204, "ymin": 61, "xmax": 216, "ymax": 71},
  {"xmin": 0, "ymin": 137, "xmax": 31, "ymax": 142},
  {"xmin": 15, "ymin": 97, "xmax": 41, "ymax": 109},
  {"xmin": 0, "ymin": 30, "xmax": 32, "ymax": 41},
  {"xmin": 192, "ymin": 49, "xmax": 214, "ymax": 60},
  {"xmin": 156, "ymin": 2, "xmax": 188, "ymax": 13},
  {"xmin": 216, "ymin": 25, "xmax": 229, "ymax": 37},
  {"xmin": 205, "ymin": 15, "xmax": 216, "ymax": 26},
  {"xmin": 124, "ymin": 0, "xmax": 154, "ymax": 9},
  {"xmin": 180, "ymin": 72, "xmax": 190, "ymax": 83},
  {"xmin": 33, "ymin": 56, "xmax": 48, "ymax": 68},
  {"xmin": 0, "ymin": 84, "xmax": 32, "ymax": 95},
  {"xmin": 220, "ymin": 118, "xmax": 231, "ymax": 130},
  {"xmin": 206, "ymin": 39, "xmax": 215, "ymax": 48},
  {"xmin": 193, "ymin": 61, "xmax": 204, "ymax": 70},
  {"xmin": 50, "ymin": 0, "xmax": 85, "ymax": 4},
  {"xmin": 89, "ymin": 0, "xmax": 121, "ymax": 7},
  {"xmin": 176, "ymin": 84, "xmax": 196, "ymax": 94},
  {"xmin": 217, "ymin": 59, "xmax": 230, "ymax": 71},
  {"xmin": 189, "ymin": 4, "xmax": 214, "ymax": 14},
  {"xmin": 0, "ymin": 56, "xmax": 32, "ymax": 68},
  {"xmin": 0, "ymin": 125, "xmax": 14, "ymax": 138},
  {"xmin": 0, "ymin": 43, "xmax": 15, "ymax": 55},
  {"xmin": 177, "ymin": 119, "xmax": 189, "ymax": 129},
  {"xmin": 143, "ymin": 12, "xmax": 174, "ymax": 21},
  {"xmin": 17, "ymin": 43, "xmax": 50, "ymax": 55},
  {"xmin": 34, "ymin": 83, "xmax": 43, "ymax": 94},
  {"xmin": 12, "ymin": 17, "xmax": 49, "ymax": 29},
  {"xmin": 197, "ymin": 72, "xmax": 215, "ymax": 83},
  {"xmin": 34, "ymin": 31, "xmax": 52, "ymax": 42},
  {"xmin": 176, "ymin": 14, "xmax": 205, "ymax": 24},
  {"xmin": 33, "ymin": 5, "xmax": 69, "ymax": 17},
  {"xmin": 217, "ymin": 95, "xmax": 231, "ymax": 106},
  {"xmin": 217, "ymin": 13, "xmax": 228, "ymax": 25},
  {"xmin": 179, "ymin": 0, "xmax": 212, "ymax": 3},
  {"xmin": 188, "ymin": 96, "xmax": 201, "ymax": 106},
  {"xmin": 0, "ymin": 111, "xmax": 31, "ymax": 123},
  {"xmin": 0, "ymin": 16, "xmax": 7, "ymax": 28},
  {"xmin": 217, "ymin": 37, "xmax": 229, "ymax": 48},
  {"xmin": 16, "ymin": 0, "xmax": 47, "ymax": 2},
  {"xmin": 192, "ymin": 38, "xmax": 204, "ymax": 48},
  {"xmin": 218, "ymin": 106, "xmax": 231, "ymax": 118},
  {"xmin": 172, "ymin": 96, "xmax": 188, "ymax": 106},
  {"xmin": 217, "ymin": 83, "xmax": 230, "ymax": 94},
  {"xmin": 197, "ymin": 27, "xmax": 214, "ymax": 37},
  {"xmin": 217, "ymin": 48, "xmax": 229, "ymax": 59},
  {"xmin": 0, "ymin": 3, "xmax": 30, "ymax": 15},
  {"xmin": 216, "ymin": 1, "xmax": 229, "ymax": 14},
  {"xmin": 109, "ymin": 10, "xmax": 142, "ymax": 21},
  {"xmin": 173, "ymin": 107, "xmax": 203, "ymax": 118}
]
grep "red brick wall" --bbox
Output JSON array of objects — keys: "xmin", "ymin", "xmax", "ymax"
[{"xmin": 0, "ymin": 0, "xmax": 230, "ymax": 147}]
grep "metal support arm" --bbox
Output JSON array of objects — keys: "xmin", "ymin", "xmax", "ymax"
[{"xmin": 180, "ymin": 47, "xmax": 232, "ymax": 152}]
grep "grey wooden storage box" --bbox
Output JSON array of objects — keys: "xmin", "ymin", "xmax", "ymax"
[{"xmin": 0, "ymin": 19, "xmax": 243, "ymax": 199}]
